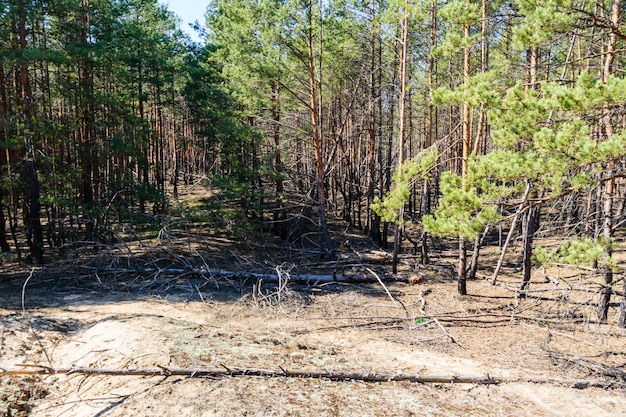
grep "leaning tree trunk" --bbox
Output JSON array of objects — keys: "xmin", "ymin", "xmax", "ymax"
[
  {"xmin": 491, "ymin": 182, "xmax": 531, "ymax": 285},
  {"xmin": 468, "ymin": 224, "xmax": 490, "ymax": 281}
]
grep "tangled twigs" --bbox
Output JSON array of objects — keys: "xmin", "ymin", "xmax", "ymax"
[
  {"xmin": 417, "ymin": 290, "xmax": 460, "ymax": 346},
  {"xmin": 252, "ymin": 263, "xmax": 300, "ymax": 306},
  {"xmin": 548, "ymin": 351, "xmax": 626, "ymax": 381}
]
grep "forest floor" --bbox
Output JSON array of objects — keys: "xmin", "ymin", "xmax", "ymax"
[{"xmin": 1, "ymin": 186, "xmax": 626, "ymax": 416}]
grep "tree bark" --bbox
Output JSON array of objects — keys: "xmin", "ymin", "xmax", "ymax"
[
  {"xmin": 520, "ymin": 203, "xmax": 540, "ymax": 297},
  {"xmin": 306, "ymin": 0, "xmax": 333, "ymax": 258},
  {"xmin": 18, "ymin": 0, "xmax": 44, "ymax": 264},
  {"xmin": 598, "ymin": 172, "xmax": 614, "ymax": 322},
  {"xmin": 458, "ymin": 237, "xmax": 467, "ymax": 294},
  {"xmin": 421, "ymin": 0, "xmax": 437, "ymax": 265},
  {"xmin": 597, "ymin": 0, "xmax": 620, "ymax": 323},
  {"xmin": 618, "ymin": 274, "xmax": 626, "ymax": 327},
  {"xmin": 366, "ymin": 0, "xmax": 382, "ymax": 244},
  {"xmin": 468, "ymin": 224, "xmax": 489, "ymax": 281},
  {"xmin": 458, "ymin": 21, "xmax": 471, "ymax": 295},
  {"xmin": 392, "ymin": 11, "xmax": 408, "ymax": 274},
  {"xmin": 79, "ymin": 0, "xmax": 96, "ymax": 239}
]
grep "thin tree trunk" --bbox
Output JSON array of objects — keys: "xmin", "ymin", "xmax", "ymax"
[
  {"xmin": 366, "ymin": 1, "xmax": 382, "ymax": 244},
  {"xmin": 392, "ymin": 11, "xmax": 408, "ymax": 274},
  {"xmin": 306, "ymin": 0, "xmax": 333, "ymax": 257},
  {"xmin": 519, "ymin": 203, "xmax": 540, "ymax": 297},
  {"xmin": 271, "ymin": 82, "xmax": 287, "ymax": 238},
  {"xmin": 421, "ymin": 0, "xmax": 437, "ymax": 265},
  {"xmin": 18, "ymin": 0, "xmax": 44, "ymax": 264},
  {"xmin": 598, "ymin": 172, "xmax": 614, "ymax": 322},
  {"xmin": 0, "ymin": 191, "xmax": 10, "ymax": 252},
  {"xmin": 458, "ymin": 21, "xmax": 471, "ymax": 295},
  {"xmin": 79, "ymin": 1, "xmax": 95, "ymax": 239},
  {"xmin": 0, "ymin": 63, "xmax": 11, "ymax": 252},
  {"xmin": 491, "ymin": 182, "xmax": 531, "ymax": 285},
  {"xmin": 382, "ymin": 29, "xmax": 399, "ymax": 250},
  {"xmin": 597, "ymin": 0, "xmax": 620, "ymax": 323},
  {"xmin": 458, "ymin": 238, "xmax": 467, "ymax": 294},
  {"xmin": 468, "ymin": 224, "xmax": 490, "ymax": 281},
  {"xmin": 618, "ymin": 270, "xmax": 626, "ymax": 327}
]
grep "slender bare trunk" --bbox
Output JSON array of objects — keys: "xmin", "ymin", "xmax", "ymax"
[
  {"xmin": 18, "ymin": 0, "xmax": 44, "ymax": 264},
  {"xmin": 421, "ymin": 0, "xmax": 437, "ymax": 265},
  {"xmin": 306, "ymin": 1, "xmax": 333, "ymax": 257},
  {"xmin": 598, "ymin": 0, "xmax": 620, "ymax": 323},
  {"xmin": 520, "ymin": 203, "xmax": 540, "ymax": 297},
  {"xmin": 392, "ymin": 11, "xmax": 408, "ymax": 274},
  {"xmin": 491, "ymin": 182, "xmax": 531, "ymax": 284},
  {"xmin": 458, "ymin": 22, "xmax": 471, "ymax": 295}
]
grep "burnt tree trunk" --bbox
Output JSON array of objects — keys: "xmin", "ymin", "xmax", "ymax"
[{"xmin": 519, "ymin": 203, "xmax": 540, "ymax": 297}]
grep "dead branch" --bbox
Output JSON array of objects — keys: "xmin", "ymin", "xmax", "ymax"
[
  {"xmin": 491, "ymin": 182, "xmax": 531, "ymax": 285},
  {"xmin": 0, "ymin": 365, "xmax": 499, "ymax": 385},
  {"xmin": 4, "ymin": 365, "xmax": 626, "ymax": 389},
  {"xmin": 292, "ymin": 319, "xmax": 407, "ymax": 334},
  {"xmin": 548, "ymin": 351, "xmax": 626, "ymax": 381},
  {"xmin": 95, "ymin": 267, "xmax": 408, "ymax": 284},
  {"xmin": 418, "ymin": 290, "xmax": 460, "ymax": 346},
  {"xmin": 431, "ymin": 313, "xmax": 588, "ymax": 326},
  {"xmin": 292, "ymin": 311, "xmax": 584, "ymax": 334},
  {"xmin": 520, "ymin": 377, "xmax": 626, "ymax": 390},
  {"xmin": 365, "ymin": 267, "xmax": 409, "ymax": 317}
]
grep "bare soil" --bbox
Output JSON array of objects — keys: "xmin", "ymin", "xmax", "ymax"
[{"xmin": 1, "ymin": 191, "xmax": 625, "ymax": 416}]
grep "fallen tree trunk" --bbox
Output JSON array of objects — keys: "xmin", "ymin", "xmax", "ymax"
[
  {"xmin": 2, "ymin": 365, "xmax": 498, "ymax": 384},
  {"xmin": 3, "ymin": 365, "xmax": 624, "ymax": 389},
  {"xmin": 98, "ymin": 267, "xmax": 409, "ymax": 284}
]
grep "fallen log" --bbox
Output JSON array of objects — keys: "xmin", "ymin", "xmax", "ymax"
[
  {"xmin": 97, "ymin": 267, "xmax": 409, "ymax": 284},
  {"xmin": 3, "ymin": 365, "xmax": 625, "ymax": 389},
  {"xmin": 2, "ymin": 365, "xmax": 498, "ymax": 385}
]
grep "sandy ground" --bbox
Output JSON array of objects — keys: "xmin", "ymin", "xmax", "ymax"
[{"xmin": 1, "ymin": 260, "xmax": 626, "ymax": 417}]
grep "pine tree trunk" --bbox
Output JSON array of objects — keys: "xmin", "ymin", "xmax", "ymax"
[
  {"xmin": 468, "ymin": 225, "xmax": 489, "ymax": 281},
  {"xmin": 392, "ymin": 12, "xmax": 408, "ymax": 274},
  {"xmin": 271, "ymin": 83, "xmax": 287, "ymax": 238},
  {"xmin": 458, "ymin": 237, "xmax": 467, "ymax": 295},
  {"xmin": 421, "ymin": 180, "xmax": 430, "ymax": 265},
  {"xmin": 520, "ymin": 204, "xmax": 540, "ymax": 297},
  {"xmin": 491, "ymin": 182, "xmax": 531, "ymax": 285},
  {"xmin": 79, "ymin": 3, "xmax": 95, "ymax": 239},
  {"xmin": 382, "ymin": 29, "xmax": 399, "ymax": 250},
  {"xmin": 0, "ymin": 194, "xmax": 11, "ymax": 252},
  {"xmin": 421, "ymin": 0, "xmax": 437, "ymax": 266},
  {"xmin": 597, "ymin": 0, "xmax": 620, "ymax": 323},
  {"xmin": 306, "ymin": 1, "xmax": 333, "ymax": 257},
  {"xmin": 18, "ymin": 0, "xmax": 44, "ymax": 264},
  {"xmin": 618, "ymin": 277, "xmax": 626, "ymax": 327},
  {"xmin": 0, "ymin": 63, "xmax": 11, "ymax": 252},
  {"xmin": 457, "ymin": 22, "xmax": 471, "ymax": 294},
  {"xmin": 366, "ymin": 3, "xmax": 382, "ymax": 244},
  {"xmin": 597, "ymin": 174, "xmax": 614, "ymax": 322}
]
